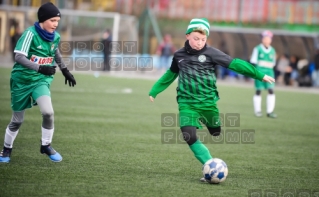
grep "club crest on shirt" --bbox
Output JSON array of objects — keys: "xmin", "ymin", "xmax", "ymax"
[
  {"xmin": 51, "ymin": 44, "xmax": 55, "ymax": 51},
  {"xmin": 198, "ymin": 55, "xmax": 206, "ymax": 62}
]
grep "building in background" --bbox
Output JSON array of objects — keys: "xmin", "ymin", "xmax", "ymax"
[{"xmin": 1, "ymin": 0, "xmax": 318, "ymax": 70}]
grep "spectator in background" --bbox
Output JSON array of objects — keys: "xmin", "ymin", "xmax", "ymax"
[
  {"xmin": 156, "ymin": 34, "xmax": 175, "ymax": 72},
  {"xmin": 276, "ymin": 54, "xmax": 289, "ymax": 85},
  {"xmin": 283, "ymin": 60, "xmax": 292, "ymax": 86},
  {"xmin": 312, "ymin": 49, "xmax": 319, "ymax": 87},
  {"xmin": 11, "ymin": 26, "xmax": 22, "ymax": 62},
  {"xmin": 289, "ymin": 55, "xmax": 299, "ymax": 86},
  {"xmin": 102, "ymin": 29, "xmax": 112, "ymax": 72},
  {"xmin": 297, "ymin": 58, "xmax": 311, "ymax": 87}
]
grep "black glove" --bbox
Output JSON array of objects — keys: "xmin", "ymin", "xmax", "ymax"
[
  {"xmin": 61, "ymin": 68, "xmax": 76, "ymax": 87},
  {"xmin": 38, "ymin": 65, "xmax": 56, "ymax": 76}
]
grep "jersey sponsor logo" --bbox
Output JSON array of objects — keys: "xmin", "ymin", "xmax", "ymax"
[
  {"xmin": 258, "ymin": 60, "xmax": 274, "ymax": 68},
  {"xmin": 198, "ymin": 55, "xmax": 206, "ymax": 62},
  {"xmin": 30, "ymin": 55, "xmax": 54, "ymax": 65}
]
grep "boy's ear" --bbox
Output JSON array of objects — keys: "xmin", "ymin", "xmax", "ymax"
[{"xmin": 186, "ymin": 34, "xmax": 190, "ymax": 39}]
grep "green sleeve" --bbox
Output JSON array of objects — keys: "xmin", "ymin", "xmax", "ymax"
[
  {"xmin": 149, "ymin": 69, "xmax": 178, "ymax": 98},
  {"xmin": 14, "ymin": 30, "xmax": 34, "ymax": 56},
  {"xmin": 228, "ymin": 58, "xmax": 265, "ymax": 81}
]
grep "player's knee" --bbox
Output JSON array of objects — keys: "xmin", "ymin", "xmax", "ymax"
[
  {"xmin": 256, "ymin": 90, "xmax": 261, "ymax": 95},
  {"xmin": 9, "ymin": 111, "xmax": 24, "ymax": 131},
  {"xmin": 8, "ymin": 121, "xmax": 23, "ymax": 132},
  {"xmin": 268, "ymin": 89, "xmax": 274, "ymax": 94},
  {"xmin": 42, "ymin": 110, "xmax": 54, "ymax": 129},
  {"xmin": 42, "ymin": 109, "xmax": 54, "ymax": 120},
  {"xmin": 208, "ymin": 126, "xmax": 221, "ymax": 136},
  {"xmin": 181, "ymin": 126, "xmax": 197, "ymax": 146}
]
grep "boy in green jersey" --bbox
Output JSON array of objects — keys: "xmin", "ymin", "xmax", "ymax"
[
  {"xmin": 0, "ymin": 2, "xmax": 76, "ymax": 163},
  {"xmin": 148, "ymin": 18, "xmax": 275, "ymax": 181},
  {"xmin": 250, "ymin": 30, "xmax": 277, "ymax": 118}
]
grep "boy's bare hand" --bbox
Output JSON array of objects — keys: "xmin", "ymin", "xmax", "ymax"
[
  {"xmin": 262, "ymin": 75, "xmax": 275, "ymax": 84},
  {"xmin": 149, "ymin": 96, "xmax": 154, "ymax": 102}
]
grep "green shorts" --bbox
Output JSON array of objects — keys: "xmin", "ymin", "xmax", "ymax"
[
  {"xmin": 255, "ymin": 67, "xmax": 275, "ymax": 90},
  {"xmin": 179, "ymin": 105, "xmax": 220, "ymax": 129},
  {"xmin": 10, "ymin": 79, "xmax": 51, "ymax": 111}
]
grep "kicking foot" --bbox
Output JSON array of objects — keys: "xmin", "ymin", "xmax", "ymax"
[
  {"xmin": 0, "ymin": 147, "xmax": 12, "ymax": 163},
  {"xmin": 255, "ymin": 112, "xmax": 263, "ymax": 117},
  {"xmin": 40, "ymin": 144, "xmax": 62, "ymax": 162},
  {"xmin": 267, "ymin": 112, "xmax": 277, "ymax": 118},
  {"xmin": 200, "ymin": 177, "xmax": 207, "ymax": 182}
]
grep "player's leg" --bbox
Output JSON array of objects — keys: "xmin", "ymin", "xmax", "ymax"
[
  {"xmin": 32, "ymin": 84, "xmax": 62, "ymax": 162},
  {"xmin": 198, "ymin": 107, "xmax": 221, "ymax": 182},
  {"xmin": 266, "ymin": 88, "xmax": 277, "ymax": 118},
  {"xmin": 179, "ymin": 109, "xmax": 213, "ymax": 165},
  {"xmin": 200, "ymin": 106, "xmax": 221, "ymax": 137},
  {"xmin": 253, "ymin": 88, "xmax": 262, "ymax": 117},
  {"xmin": 0, "ymin": 111, "xmax": 25, "ymax": 163},
  {"xmin": 181, "ymin": 126, "xmax": 213, "ymax": 164},
  {"xmin": 265, "ymin": 70, "xmax": 277, "ymax": 118},
  {"xmin": 0, "ymin": 79, "xmax": 33, "ymax": 163}
]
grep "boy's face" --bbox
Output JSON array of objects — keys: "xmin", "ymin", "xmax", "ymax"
[
  {"xmin": 186, "ymin": 31, "xmax": 207, "ymax": 50},
  {"xmin": 262, "ymin": 36, "xmax": 272, "ymax": 47},
  {"xmin": 42, "ymin": 17, "xmax": 60, "ymax": 33}
]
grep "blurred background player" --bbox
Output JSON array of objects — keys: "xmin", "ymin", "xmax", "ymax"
[
  {"xmin": 250, "ymin": 30, "xmax": 277, "ymax": 118},
  {"xmin": 10, "ymin": 26, "xmax": 22, "ymax": 62},
  {"xmin": 0, "ymin": 2, "xmax": 76, "ymax": 163},
  {"xmin": 102, "ymin": 29, "xmax": 112, "ymax": 72},
  {"xmin": 156, "ymin": 34, "xmax": 175, "ymax": 72}
]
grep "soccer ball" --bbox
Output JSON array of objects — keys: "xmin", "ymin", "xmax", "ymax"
[{"xmin": 202, "ymin": 158, "xmax": 228, "ymax": 184}]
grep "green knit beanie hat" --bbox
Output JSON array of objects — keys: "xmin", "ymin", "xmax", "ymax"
[{"xmin": 185, "ymin": 18, "xmax": 210, "ymax": 36}]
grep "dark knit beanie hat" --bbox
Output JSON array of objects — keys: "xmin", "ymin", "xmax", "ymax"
[{"xmin": 38, "ymin": 2, "xmax": 61, "ymax": 23}]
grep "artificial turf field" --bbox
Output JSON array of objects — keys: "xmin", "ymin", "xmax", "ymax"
[{"xmin": 0, "ymin": 67, "xmax": 318, "ymax": 197}]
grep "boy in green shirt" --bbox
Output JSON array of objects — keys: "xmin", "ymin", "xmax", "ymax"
[
  {"xmin": 250, "ymin": 30, "xmax": 277, "ymax": 118},
  {"xmin": 149, "ymin": 18, "xmax": 274, "ymax": 181},
  {"xmin": 0, "ymin": 2, "xmax": 76, "ymax": 163}
]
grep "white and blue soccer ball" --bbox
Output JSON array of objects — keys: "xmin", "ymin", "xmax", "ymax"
[{"xmin": 202, "ymin": 158, "xmax": 228, "ymax": 184}]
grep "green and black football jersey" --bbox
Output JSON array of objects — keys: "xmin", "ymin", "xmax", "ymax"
[
  {"xmin": 170, "ymin": 41, "xmax": 232, "ymax": 109},
  {"xmin": 149, "ymin": 41, "xmax": 265, "ymax": 110}
]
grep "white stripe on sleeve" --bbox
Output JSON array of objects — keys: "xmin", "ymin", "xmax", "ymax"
[
  {"xmin": 21, "ymin": 31, "xmax": 33, "ymax": 54},
  {"xmin": 250, "ymin": 47, "xmax": 259, "ymax": 64}
]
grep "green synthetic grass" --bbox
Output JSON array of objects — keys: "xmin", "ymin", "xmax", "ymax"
[{"xmin": 0, "ymin": 67, "xmax": 318, "ymax": 197}]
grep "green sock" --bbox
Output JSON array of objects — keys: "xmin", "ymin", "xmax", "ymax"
[{"xmin": 189, "ymin": 140, "xmax": 213, "ymax": 165}]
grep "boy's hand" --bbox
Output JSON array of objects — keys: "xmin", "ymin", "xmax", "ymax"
[
  {"xmin": 262, "ymin": 75, "xmax": 275, "ymax": 84},
  {"xmin": 149, "ymin": 96, "xmax": 154, "ymax": 102},
  {"xmin": 61, "ymin": 68, "xmax": 76, "ymax": 87},
  {"xmin": 38, "ymin": 65, "xmax": 56, "ymax": 76}
]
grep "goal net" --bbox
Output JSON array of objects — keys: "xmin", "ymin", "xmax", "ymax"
[{"xmin": 0, "ymin": 5, "xmax": 138, "ymax": 54}]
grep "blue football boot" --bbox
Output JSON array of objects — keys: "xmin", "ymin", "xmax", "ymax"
[
  {"xmin": 40, "ymin": 143, "xmax": 62, "ymax": 162},
  {"xmin": 0, "ymin": 147, "xmax": 12, "ymax": 163}
]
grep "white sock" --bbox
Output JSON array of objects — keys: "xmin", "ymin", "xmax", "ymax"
[
  {"xmin": 267, "ymin": 94, "xmax": 276, "ymax": 114},
  {"xmin": 4, "ymin": 127, "xmax": 19, "ymax": 148},
  {"xmin": 41, "ymin": 127, "xmax": 54, "ymax": 146},
  {"xmin": 253, "ymin": 95, "xmax": 262, "ymax": 113}
]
